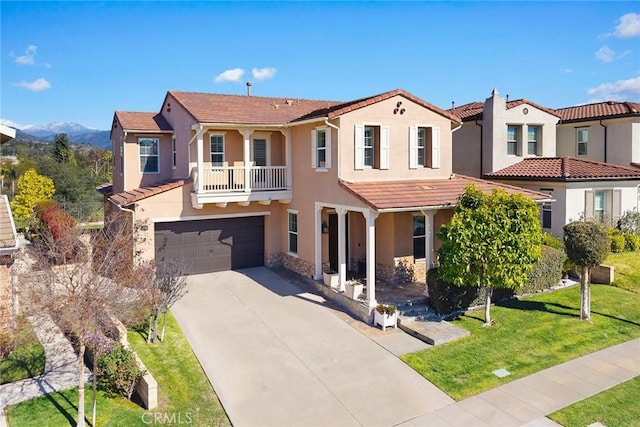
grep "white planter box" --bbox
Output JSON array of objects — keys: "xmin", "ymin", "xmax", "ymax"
[
  {"xmin": 323, "ymin": 272, "xmax": 339, "ymax": 288},
  {"xmin": 345, "ymin": 282, "xmax": 363, "ymax": 300},
  {"xmin": 374, "ymin": 310, "xmax": 398, "ymax": 331}
]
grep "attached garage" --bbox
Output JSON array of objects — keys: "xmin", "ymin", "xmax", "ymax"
[{"xmin": 154, "ymin": 216, "xmax": 265, "ymax": 275}]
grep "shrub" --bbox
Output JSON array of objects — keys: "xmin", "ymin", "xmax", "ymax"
[
  {"xmin": 542, "ymin": 233, "xmax": 564, "ymax": 251},
  {"xmin": 521, "ymin": 245, "xmax": 564, "ymax": 294},
  {"xmin": 426, "ymin": 269, "xmax": 479, "ymax": 316},
  {"xmin": 619, "ymin": 209, "xmax": 640, "ymax": 235},
  {"xmin": 607, "ymin": 228, "xmax": 626, "ymax": 253},
  {"xmin": 98, "ymin": 343, "xmax": 145, "ymax": 400},
  {"xmin": 624, "ymin": 232, "xmax": 640, "ymax": 251}
]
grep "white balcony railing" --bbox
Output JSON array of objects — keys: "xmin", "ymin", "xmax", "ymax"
[{"xmin": 200, "ymin": 165, "xmax": 288, "ymax": 193}]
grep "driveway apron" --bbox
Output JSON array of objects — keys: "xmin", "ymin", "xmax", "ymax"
[{"xmin": 171, "ymin": 267, "xmax": 453, "ymax": 427}]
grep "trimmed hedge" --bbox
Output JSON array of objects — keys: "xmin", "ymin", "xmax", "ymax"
[
  {"xmin": 542, "ymin": 233, "xmax": 564, "ymax": 251},
  {"xmin": 608, "ymin": 228, "xmax": 625, "ymax": 253},
  {"xmin": 624, "ymin": 232, "xmax": 639, "ymax": 251},
  {"xmin": 521, "ymin": 245, "xmax": 564, "ymax": 294}
]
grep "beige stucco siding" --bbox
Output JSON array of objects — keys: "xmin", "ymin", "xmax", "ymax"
[
  {"xmin": 452, "ymin": 121, "xmax": 483, "ymax": 178},
  {"xmin": 161, "ymin": 94, "xmax": 197, "ymax": 179},
  {"xmin": 556, "ymin": 121, "xmax": 605, "ymax": 161},
  {"xmin": 122, "ymin": 133, "xmax": 173, "ymax": 191}
]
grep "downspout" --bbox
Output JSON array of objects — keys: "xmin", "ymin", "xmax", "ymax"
[
  {"xmin": 324, "ymin": 118, "xmax": 340, "ymax": 178},
  {"xmin": 475, "ymin": 119, "xmax": 484, "ymax": 177},
  {"xmin": 599, "ymin": 119, "xmax": 608, "ymax": 162},
  {"xmin": 109, "ymin": 199, "xmax": 136, "ymax": 263}
]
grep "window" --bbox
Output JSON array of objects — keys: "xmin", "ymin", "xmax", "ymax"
[
  {"xmin": 312, "ymin": 128, "xmax": 331, "ymax": 169},
  {"xmin": 413, "ymin": 215, "xmax": 426, "ymax": 260},
  {"xmin": 288, "ymin": 211, "xmax": 298, "ymax": 255},
  {"xmin": 354, "ymin": 124, "xmax": 389, "ymax": 170},
  {"xmin": 417, "ymin": 128, "xmax": 426, "ymax": 166},
  {"xmin": 364, "ymin": 126, "xmax": 375, "ymax": 167},
  {"xmin": 139, "ymin": 138, "xmax": 159, "ymax": 173},
  {"xmin": 542, "ymin": 203, "xmax": 552, "ymax": 229},
  {"xmin": 527, "ymin": 126, "xmax": 539, "ymax": 156},
  {"xmin": 171, "ymin": 136, "xmax": 177, "ymax": 169},
  {"xmin": 507, "ymin": 125, "xmax": 519, "ymax": 155},
  {"xmin": 577, "ymin": 128, "xmax": 588, "ymax": 156},
  {"xmin": 594, "ymin": 190, "xmax": 606, "ymax": 222},
  {"xmin": 210, "ymin": 134, "xmax": 224, "ymax": 167}
]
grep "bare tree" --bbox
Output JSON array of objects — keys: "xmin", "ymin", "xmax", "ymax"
[
  {"xmin": 21, "ymin": 218, "xmax": 152, "ymax": 426},
  {"xmin": 147, "ymin": 259, "xmax": 188, "ymax": 343}
]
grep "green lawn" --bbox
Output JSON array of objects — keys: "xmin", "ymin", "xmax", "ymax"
[
  {"xmin": 549, "ymin": 376, "xmax": 640, "ymax": 427},
  {"xmin": 1, "ymin": 316, "xmax": 45, "ymax": 384},
  {"xmin": 402, "ymin": 284, "xmax": 640, "ymax": 400},
  {"xmin": 604, "ymin": 251, "xmax": 640, "ymax": 294},
  {"xmin": 127, "ymin": 311, "xmax": 230, "ymax": 426},
  {"xmin": 7, "ymin": 311, "xmax": 230, "ymax": 426}
]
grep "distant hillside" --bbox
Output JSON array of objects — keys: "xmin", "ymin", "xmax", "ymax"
[
  {"xmin": 68, "ymin": 130, "xmax": 111, "ymax": 149},
  {"xmin": 8, "ymin": 121, "xmax": 111, "ymax": 150}
]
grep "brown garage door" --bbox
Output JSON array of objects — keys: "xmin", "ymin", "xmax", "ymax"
[{"xmin": 154, "ymin": 216, "xmax": 265, "ymax": 275}]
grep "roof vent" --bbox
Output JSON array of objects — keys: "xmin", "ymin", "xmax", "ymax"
[
  {"xmin": 285, "ymin": 99, "xmax": 293, "ymax": 105},
  {"xmin": 607, "ymin": 100, "xmax": 616, "ymax": 105},
  {"xmin": 246, "ymin": 82, "xmax": 252, "ymax": 96}
]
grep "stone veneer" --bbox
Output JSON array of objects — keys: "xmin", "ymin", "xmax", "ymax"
[{"xmin": 266, "ymin": 252, "xmax": 315, "ymax": 279}]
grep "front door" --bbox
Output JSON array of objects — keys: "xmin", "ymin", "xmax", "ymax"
[{"xmin": 328, "ymin": 213, "xmax": 349, "ymax": 273}]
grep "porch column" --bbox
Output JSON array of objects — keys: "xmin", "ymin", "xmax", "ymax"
[
  {"xmin": 364, "ymin": 209, "xmax": 378, "ymax": 309},
  {"xmin": 241, "ymin": 129, "xmax": 253, "ymax": 193},
  {"xmin": 281, "ymin": 129, "xmax": 292, "ymax": 190},
  {"xmin": 422, "ymin": 210, "xmax": 436, "ymax": 297},
  {"xmin": 196, "ymin": 127, "xmax": 205, "ymax": 193},
  {"xmin": 336, "ymin": 208, "xmax": 347, "ymax": 290},
  {"xmin": 314, "ymin": 204, "xmax": 323, "ymax": 280}
]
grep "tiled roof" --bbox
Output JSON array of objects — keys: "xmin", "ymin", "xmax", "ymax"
[
  {"xmin": 96, "ymin": 182, "xmax": 113, "ymax": 195},
  {"xmin": 556, "ymin": 101, "xmax": 640, "ymax": 122},
  {"xmin": 486, "ymin": 157, "xmax": 640, "ymax": 181},
  {"xmin": 450, "ymin": 99, "xmax": 560, "ymax": 122},
  {"xmin": 168, "ymin": 88, "xmax": 461, "ymax": 125},
  {"xmin": 168, "ymin": 91, "xmax": 343, "ymax": 125},
  {"xmin": 339, "ymin": 175, "xmax": 551, "ymax": 211},
  {"xmin": 109, "ymin": 178, "xmax": 190, "ymax": 207},
  {"xmin": 114, "ymin": 111, "xmax": 173, "ymax": 132}
]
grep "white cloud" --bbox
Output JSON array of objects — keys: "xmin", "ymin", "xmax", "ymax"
[
  {"xmin": 587, "ymin": 75, "xmax": 640, "ymax": 101},
  {"xmin": 595, "ymin": 46, "xmax": 616, "ymax": 63},
  {"xmin": 560, "ymin": 67, "xmax": 573, "ymax": 74},
  {"xmin": 0, "ymin": 118, "xmax": 31, "ymax": 129},
  {"xmin": 214, "ymin": 68, "xmax": 245, "ymax": 83},
  {"xmin": 14, "ymin": 78, "xmax": 51, "ymax": 92},
  {"xmin": 614, "ymin": 12, "xmax": 640, "ymax": 38},
  {"xmin": 13, "ymin": 45, "xmax": 37, "ymax": 65},
  {"xmin": 252, "ymin": 67, "xmax": 277, "ymax": 81}
]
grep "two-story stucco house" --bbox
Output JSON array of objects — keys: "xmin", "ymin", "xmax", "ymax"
[
  {"xmin": 102, "ymin": 88, "xmax": 550, "ymax": 318},
  {"xmin": 452, "ymin": 90, "xmax": 640, "ymax": 238},
  {"xmin": 555, "ymin": 101, "xmax": 640, "ymax": 168}
]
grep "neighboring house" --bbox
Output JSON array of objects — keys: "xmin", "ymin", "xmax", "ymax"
[
  {"xmin": 101, "ymin": 88, "xmax": 550, "ymax": 317},
  {"xmin": 0, "ymin": 124, "xmax": 20, "ymax": 332},
  {"xmin": 555, "ymin": 101, "xmax": 640, "ymax": 168},
  {"xmin": 486, "ymin": 157, "xmax": 640, "ymax": 237},
  {"xmin": 451, "ymin": 89, "xmax": 560, "ymax": 178}
]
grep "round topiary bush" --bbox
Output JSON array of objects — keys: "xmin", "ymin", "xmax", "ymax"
[{"xmin": 624, "ymin": 232, "xmax": 640, "ymax": 251}]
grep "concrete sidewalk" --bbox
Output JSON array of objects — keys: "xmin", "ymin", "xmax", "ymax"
[
  {"xmin": 0, "ymin": 315, "xmax": 84, "ymax": 427},
  {"xmin": 399, "ymin": 338, "xmax": 640, "ymax": 426}
]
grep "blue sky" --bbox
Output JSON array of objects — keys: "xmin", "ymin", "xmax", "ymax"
[{"xmin": 1, "ymin": 1, "xmax": 639, "ymax": 130}]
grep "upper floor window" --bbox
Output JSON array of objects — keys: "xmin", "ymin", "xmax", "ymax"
[
  {"xmin": 355, "ymin": 124, "xmax": 389, "ymax": 170},
  {"xmin": 507, "ymin": 125, "xmax": 519, "ymax": 155},
  {"xmin": 577, "ymin": 128, "xmax": 588, "ymax": 156},
  {"xmin": 527, "ymin": 126, "xmax": 540, "ymax": 156},
  {"xmin": 311, "ymin": 128, "xmax": 331, "ymax": 170},
  {"xmin": 413, "ymin": 215, "xmax": 426, "ymax": 260},
  {"xmin": 139, "ymin": 138, "xmax": 159, "ymax": 174},
  {"xmin": 172, "ymin": 136, "xmax": 177, "ymax": 169},
  {"xmin": 410, "ymin": 126, "xmax": 441, "ymax": 169},
  {"xmin": 210, "ymin": 134, "xmax": 225, "ymax": 167}
]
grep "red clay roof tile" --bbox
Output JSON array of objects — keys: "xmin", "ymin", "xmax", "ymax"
[
  {"xmin": 556, "ymin": 101, "xmax": 640, "ymax": 122},
  {"xmin": 114, "ymin": 111, "xmax": 173, "ymax": 132},
  {"xmin": 486, "ymin": 157, "xmax": 640, "ymax": 181},
  {"xmin": 108, "ymin": 178, "xmax": 190, "ymax": 207},
  {"xmin": 339, "ymin": 176, "xmax": 550, "ymax": 211},
  {"xmin": 451, "ymin": 99, "xmax": 560, "ymax": 121}
]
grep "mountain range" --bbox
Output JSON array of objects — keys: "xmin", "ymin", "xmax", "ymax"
[{"xmin": 9, "ymin": 121, "xmax": 111, "ymax": 149}]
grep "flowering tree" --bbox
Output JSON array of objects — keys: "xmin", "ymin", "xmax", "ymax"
[{"xmin": 10, "ymin": 168, "xmax": 55, "ymax": 227}]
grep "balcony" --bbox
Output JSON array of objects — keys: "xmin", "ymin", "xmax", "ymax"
[{"xmin": 191, "ymin": 163, "xmax": 292, "ymax": 208}]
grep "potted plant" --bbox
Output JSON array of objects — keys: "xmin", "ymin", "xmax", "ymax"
[
  {"xmin": 374, "ymin": 304, "xmax": 398, "ymax": 331},
  {"xmin": 323, "ymin": 270, "xmax": 339, "ymax": 288},
  {"xmin": 345, "ymin": 279, "xmax": 364, "ymax": 300}
]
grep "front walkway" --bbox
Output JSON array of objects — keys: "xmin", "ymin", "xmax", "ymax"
[{"xmin": 0, "ymin": 314, "xmax": 83, "ymax": 427}]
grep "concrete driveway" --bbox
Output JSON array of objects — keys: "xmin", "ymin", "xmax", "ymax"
[{"xmin": 172, "ymin": 267, "xmax": 453, "ymax": 427}]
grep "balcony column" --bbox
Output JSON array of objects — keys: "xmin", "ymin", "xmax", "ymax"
[
  {"xmin": 241, "ymin": 129, "xmax": 254, "ymax": 193},
  {"xmin": 281, "ymin": 129, "xmax": 292, "ymax": 190},
  {"xmin": 336, "ymin": 208, "xmax": 347, "ymax": 290},
  {"xmin": 196, "ymin": 127, "xmax": 205, "ymax": 193},
  {"xmin": 363, "ymin": 209, "xmax": 378, "ymax": 309}
]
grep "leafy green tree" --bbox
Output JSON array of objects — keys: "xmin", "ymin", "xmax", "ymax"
[
  {"xmin": 10, "ymin": 168, "xmax": 55, "ymax": 227},
  {"xmin": 52, "ymin": 133, "xmax": 76, "ymax": 164},
  {"xmin": 563, "ymin": 222, "xmax": 610, "ymax": 321},
  {"xmin": 438, "ymin": 185, "xmax": 543, "ymax": 325}
]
